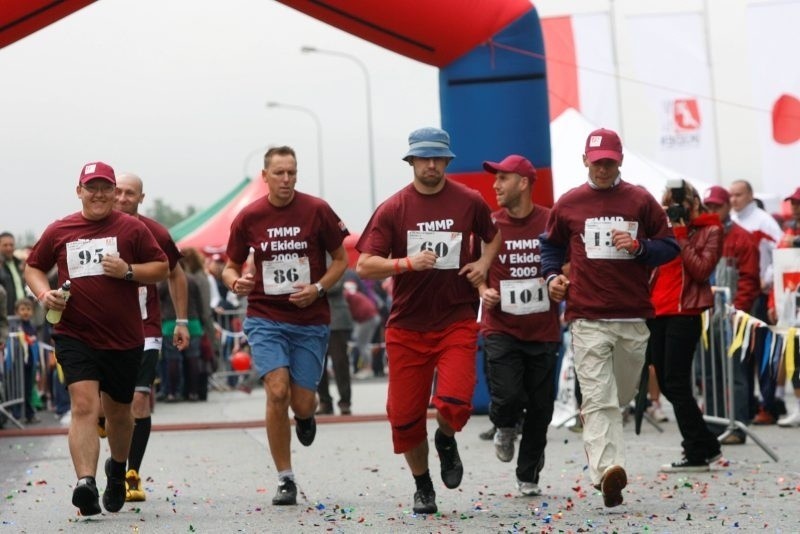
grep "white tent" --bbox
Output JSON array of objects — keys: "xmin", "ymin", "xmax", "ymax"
[{"xmin": 550, "ymin": 108, "xmax": 716, "ymax": 203}]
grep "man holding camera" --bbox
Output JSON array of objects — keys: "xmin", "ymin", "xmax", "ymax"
[{"xmin": 540, "ymin": 128, "xmax": 679, "ymax": 508}]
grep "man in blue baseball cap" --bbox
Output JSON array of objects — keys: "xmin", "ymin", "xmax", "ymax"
[{"xmin": 355, "ymin": 126, "xmax": 501, "ymax": 514}]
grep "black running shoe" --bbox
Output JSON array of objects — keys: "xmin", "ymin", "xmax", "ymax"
[
  {"xmin": 412, "ymin": 486, "xmax": 437, "ymax": 514},
  {"xmin": 294, "ymin": 416, "xmax": 316, "ymax": 446},
  {"xmin": 434, "ymin": 429, "xmax": 463, "ymax": 489},
  {"xmin": 271, "ymin": 477, "xmax": 297, "ymax": 505},
  {"xmin": 102, "ymin": 458, "xmax": 126, "ymax": 513},
  {"xmin": 72, "ymin": 477, "xmax": 101, "ymax": 516}
]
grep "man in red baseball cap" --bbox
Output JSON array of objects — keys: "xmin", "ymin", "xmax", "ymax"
[
  {"xmin": 478, "ymin": 154, "xmax": 561, "ymax": 497},
  {"xmin": 540, "ymin": 128, "xmax": 679, "ymax": 508}
]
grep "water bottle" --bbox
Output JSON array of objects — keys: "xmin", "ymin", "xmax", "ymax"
[{"xmin": 46, "ymin": 280, "xmax": 71, "ymax": 325}]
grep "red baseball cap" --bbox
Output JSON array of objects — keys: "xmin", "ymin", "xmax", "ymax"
[
  {"xmin": 785, "ymin": 187, "xmax": 800, "ymax": 202},
  {"xmin": 482, "ymin": 154, "xmax": 537, "ymax": 181},
  {"xmin": 79, "ymin": 161, "xmax": 116, "ymax": 185},
  {"xmin": 585, "ymin": 128, "xmax": 623, "ymax": 163},
  {"xmin": 703, "ymin": 185, "xmax": 730, "ymax": 206}
]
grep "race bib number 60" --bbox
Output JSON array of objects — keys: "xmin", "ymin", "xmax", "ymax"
[
  {"xmin": 406, "ymin": 230, "xmax": 462, "ymax": 270},
  {"xmin": 66, "ymin": 237, "xmax": 118, "ymax": 278},
  {"xmin": 261, "ymin": 257, "xmax": 311, "ymax": 295}
]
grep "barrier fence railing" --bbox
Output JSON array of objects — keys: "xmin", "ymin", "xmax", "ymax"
[
  {"xmin": 700, "ymin": 287, "xmax": 778, "ymax": 462},
  {"xmin": 1, "ymin": 331, "xmax": 28, "ymax": 429}
]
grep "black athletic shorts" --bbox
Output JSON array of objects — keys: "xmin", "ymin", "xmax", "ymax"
[{"xmin": 54, "ymin": 335, "xmax": 142, "ymax": 404}]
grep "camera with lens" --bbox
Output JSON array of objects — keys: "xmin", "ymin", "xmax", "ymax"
[{"xmin": 665, "ymin": 178, "xmax": 689, "ymax": 223}]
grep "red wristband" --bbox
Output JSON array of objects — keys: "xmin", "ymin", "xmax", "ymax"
[
  {"xmin": 405, "ymin": 257, "xmax": 413, "ymax": 272},
  {"xmin": 393, "ymin": 259, "xmax": 401, "ymax": 274},
  {"xmin": 37, "ymin": 290, "xmax": 47, "ymax": 302},
  {"xmin": 231, "ymin": 279, "xmax": 239, "ymax": 292}
]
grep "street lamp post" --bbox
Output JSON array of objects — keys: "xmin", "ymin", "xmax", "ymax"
[
  {"xmin": 265, "ymin": 101, "xmax": 325, "ymax": 199},
  {"xmin": 301, "ymin": 45, "xmax": 376, "ymax": 210}
]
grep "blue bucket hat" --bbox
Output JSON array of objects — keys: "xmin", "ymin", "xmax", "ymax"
[{"xmin": 402, "ymin": 127, "xmax": 456, "ymax": 162}]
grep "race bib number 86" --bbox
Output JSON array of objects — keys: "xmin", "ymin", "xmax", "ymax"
[{"xmin": 261, "ymin": 257, "xmax": 311, "ymax": 295}]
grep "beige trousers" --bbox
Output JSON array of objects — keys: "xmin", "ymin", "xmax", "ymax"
[{"xmin": 571, "ymin": 319, "xmax": 649, "ymax": 485}]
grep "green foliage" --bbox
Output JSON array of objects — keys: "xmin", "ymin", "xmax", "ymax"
[{"xmin": 145, "ymin": 198, "xmax": 198, "ymax": 228}]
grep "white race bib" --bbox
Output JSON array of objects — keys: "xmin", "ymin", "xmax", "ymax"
[
  {"xmin": 499, "ymin": 278, "xmax": 549, "ymax": 315},
  {"xmin": 66, "ymin": 237, "xmax": 118, "ymax": 278},
  {"xmin": 138, "ymin": 286, "xmax": 148, "ymax": 320},
  {"xmin": 583, "ymin": 220, "xmax": 639, "ymax": 260},
  {"xmin": 261, "ymin": 257, "xmax": 311, "ymax": 295},
  {"xmin": 406, "ymin": 230, "xmax": 462, "ymax": 270}
]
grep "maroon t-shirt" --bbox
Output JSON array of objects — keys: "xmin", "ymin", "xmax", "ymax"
[
  {"xmin": 26, "ymin": 210, "xmax": 168, "ymax": 350},
  {"xmin": 481, "ymin": 205, "xmax": 561, "ymax": 342},
  {"xmin": 357, "ymin": 179, "xmax": 498, "ymax": 331},
  {"xmin": 226, "ymin": 191, "xmax": 348, "ymax": 325},
  {"xmin": 544, "ymin": 180, "xmax": 673, "ymax": 321},
  {"xmin": 138, "ymin": 215, "xmax": 183, "ymax": 338}
]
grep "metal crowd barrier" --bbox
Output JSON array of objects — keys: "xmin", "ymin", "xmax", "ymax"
[
  {"xmin": 1, "ymin": 331, "xmax": 28, "ymax": 429},
  {"xmin": 208, "ymin": 309, "xmax": 251, "ymax": 391},
  {"xmin": 699, "ymin": 287, "xmax": 778, "ymax": 462}
]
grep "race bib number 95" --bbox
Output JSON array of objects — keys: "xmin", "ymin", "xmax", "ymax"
[{"xmin": 66, "ymin": 237, "xmax": 118, "ymax": 278}]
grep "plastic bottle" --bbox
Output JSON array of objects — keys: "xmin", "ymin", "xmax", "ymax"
[{"xmin": 45, "ymin": 280, "xmax": 71, "ymax": 325}]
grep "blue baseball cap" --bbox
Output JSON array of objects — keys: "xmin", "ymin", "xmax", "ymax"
[{"xmin": 402, "ymin": 127, "xmax": 456, "ymax": 162}]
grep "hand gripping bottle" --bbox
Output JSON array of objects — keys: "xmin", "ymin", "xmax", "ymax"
[{"xmin": 46, "ymin": 280, "xmax": 71, "ymax": 324}]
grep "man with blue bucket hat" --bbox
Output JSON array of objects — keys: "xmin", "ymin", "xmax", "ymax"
[{"xmin": 356, "ymin": 126, "xmax": 502, "ymax": 514}]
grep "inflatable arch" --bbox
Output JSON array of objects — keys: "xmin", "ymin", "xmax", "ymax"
[{"xmin": 1, "ymin": 0, "xmax": 552, "ymax": 208}]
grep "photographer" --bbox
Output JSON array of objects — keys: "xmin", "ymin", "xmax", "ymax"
[{"xmin": 648, "ymin": 179, "xmax": 724, "ymax": 472}]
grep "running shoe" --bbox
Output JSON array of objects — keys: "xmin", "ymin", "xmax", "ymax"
[
  {"xmin": 412, "ymin": 486, "xmax": 437, "ymax": 514},
  {"xmin": 434, "ymin": 429, "xmax": 463, "ymax": 489},
  {"xmin": 659, "ymin": 457, "xmax": 710, "ymax": 473},
  {"xmin": 778, "ymin": 411, "xmax": 800, "ymax": 427},
  {"xmin": 516, "ymin": 479, "xmax": 542, "ymax": 496},
  {"xmin": 271, "ymin": 477, "xmax": 297, "ymax": 505},
  {"xmin": 294, "ymin": 416, "xmax": 317, "ymax": 446},
  {"xmin": 600, "ymin": 465, "xmax": 627, "ymax": 508},
  {"xmin": 102, "ymin": 458, "xmax": 126, "ymax": 513},
  {"xmin": 125, "ymin": 469, "xmax": 146, "ymax": 502},
  {"xmin": 493, "ymin": 427, "xmax": 516, "ymax": 463},
  {"xmin": 72, "ymin": 477, "xmax": 101, "ymax": 516}
]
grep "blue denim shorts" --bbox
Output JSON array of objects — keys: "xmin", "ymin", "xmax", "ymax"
[{"xmin": 243, "ymin": 317, "xmax": 330, "ymax": 391}]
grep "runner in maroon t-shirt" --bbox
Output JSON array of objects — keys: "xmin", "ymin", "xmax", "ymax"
[
  {"xmin": 24, "ymin": 161, "xmax": 169, "ymax": 517},
  {"xmin": 477, "ymin": 155, "xmax": 561, "ymax": 497},
  {"xmin": 540, "ymin": 129, "xmax": 679, "ymax": 509},
  {"xmin": 114, "ymin": 172, "xmax": 189, "ymax": 503},
  {"xmin": 222, "ymin": 146, "xmax": 349, "ymax": 506},
  {"xmin": 356, "ymin": 127, "xmax": 501, "ymax": 515}
]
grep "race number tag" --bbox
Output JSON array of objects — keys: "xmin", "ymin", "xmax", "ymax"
[
  {"xmin": 583, "ymin": 220, "xmax": 639, "ymax": 260},
  {"xmin": 406, "ymin": 231, "xmax": 462, "ymax": 270},
  {"xmin": 261, "ymin": 257, "xmax": 311, "ymax": 295},
  {"xmin": 500, "ymin": 278, "xmax": 549, "ymax": 315},
  {"xmin": 138, "ymin": 286, "xmax": 148, "ymax": 320},
  {"xmin": 66, "ymin": 237, "xmax": 118, "ymax": 278}
]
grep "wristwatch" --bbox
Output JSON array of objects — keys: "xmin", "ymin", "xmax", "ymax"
[
  {"xmin": 124, "ymin": 263, "xmax": 134, "ymax": 281},
  {"xmin": 314, "ymin": 282, "xmax": 326, "ymax": 298}
]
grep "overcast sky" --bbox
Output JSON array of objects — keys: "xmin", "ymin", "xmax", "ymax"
[{"xmin": 0, "ymin": 0, "xmax": 439, "ymax": 243}]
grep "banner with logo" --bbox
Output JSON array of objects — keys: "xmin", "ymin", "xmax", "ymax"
[
  {"xmin": 774, "ymin": 249, "xmax": 800, "ymax": 328},
  {"xmin": 625, "ymin": 12, "xmax": 717, "ymax": 181},
  {"xmin": 746, "ymin": 3, "xmax": 800, "ymax": 199}
]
